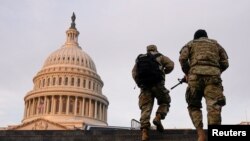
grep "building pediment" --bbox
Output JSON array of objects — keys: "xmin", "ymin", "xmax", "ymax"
[{"xmin": 9, "ymin": 118, "xmax": 69, "ymax": 130}]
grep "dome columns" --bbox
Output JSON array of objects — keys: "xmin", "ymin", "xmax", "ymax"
[{"xmin": 23, "ymin": 95, "xmax": 108, "ymax": 124}]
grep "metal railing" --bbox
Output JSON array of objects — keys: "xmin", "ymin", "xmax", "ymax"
[{"xmin": 130, "ymin": 119, "xmax": 140, "ymax": 130}]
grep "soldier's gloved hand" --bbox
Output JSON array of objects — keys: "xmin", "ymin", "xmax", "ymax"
[
  {"xmin": 178, "ymin": 76, "xmax": 187, "ymax": 84},
  {"xmin": 182, "ymin": 75, "xmax": 188, "ymax": 83}
]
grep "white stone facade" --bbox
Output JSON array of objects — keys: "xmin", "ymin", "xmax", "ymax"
[{"xmin": 21, "ymin": 13, "xmax": 109, "ymax": 130}]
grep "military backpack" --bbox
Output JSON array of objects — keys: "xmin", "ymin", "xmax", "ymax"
[{"xmin": 135, "ymin": 53, "xmax": 164, "ymax": 88}]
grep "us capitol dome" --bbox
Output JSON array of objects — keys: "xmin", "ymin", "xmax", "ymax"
[{"xmin": 11, "ymin": 13, "xmax": 109, "ymax": 130}]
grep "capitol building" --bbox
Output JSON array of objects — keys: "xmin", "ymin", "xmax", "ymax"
[{"xmin": 9, "ymin": 13, "xmax": 109, "ymax": 130}]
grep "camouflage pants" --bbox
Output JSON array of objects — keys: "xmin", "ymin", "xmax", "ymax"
[
  {"xmin": 186, "ymin": 74, "xmax": 226, "ymax": 129},
  {"xmin": 139, "ymin": 82, "xmax": 171, "ymax": 129}
]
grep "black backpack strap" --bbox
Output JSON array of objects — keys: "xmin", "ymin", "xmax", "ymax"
[
  {"xmin": 136, "ymin": 54, "xmax": 144, "ymax": 63},
  {"xmin": 147, "ymin": 52, "xmax": 162, "ymax": 58},
  {"xmin": 147, "ymin": 53, "xmax": 162, "ymax": 65},
  {"xmin": 136, "ymin": 53, "xmax": 162, "ymax": 64},
  {"xmin": 154, "ymin": 53, "xmax": 162, "ymax": 58}
]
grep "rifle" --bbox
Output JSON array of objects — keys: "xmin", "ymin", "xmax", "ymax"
[{"xmin": 170, "ymin": 77, "xmax": 187, "ymax": 90}]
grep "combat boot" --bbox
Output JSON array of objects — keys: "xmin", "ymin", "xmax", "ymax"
[
  {"xmin": 141, "ymin": 128, "xmax": 149, "ymax": 141},
  {"xmin": 153, "ymin": 114, "xmax": 164, "ymax": 132},
  {"xmin": 197, "ymin": 128, "xmax": 206, "ymax": 141}
]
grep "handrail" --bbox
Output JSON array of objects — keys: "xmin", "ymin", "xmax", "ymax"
[{"xmin": 131, "ymin": 118, "xmax": 140, "ymax": 130}]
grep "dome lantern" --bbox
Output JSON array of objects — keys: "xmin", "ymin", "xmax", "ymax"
[{"xmin": 65, "ymin": 12, "xmax": 80, "ymax": 47}]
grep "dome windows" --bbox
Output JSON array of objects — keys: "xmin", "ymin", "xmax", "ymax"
[
  {"xmin": 34, "ymin": 75, "xmax": 101, "ymax": 94},
  {"xmin": 64, "ymin": 77, "xmax": 68, "ymax": 85}
]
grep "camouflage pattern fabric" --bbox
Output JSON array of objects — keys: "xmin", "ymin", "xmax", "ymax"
[
  {"xmin": 179, "ymin": 37, "xmax": 229, "ymax": 75},
  {"xmin": 139, "ymin": 81, "xmax": 171, "ymax": 129},
  {"xmin": 186, "ymin": 75, "xmax": 226, "ymax": 128},
  {"xmin": 179, "ymin": 37, "xmax": 229, "ymax": 129}
]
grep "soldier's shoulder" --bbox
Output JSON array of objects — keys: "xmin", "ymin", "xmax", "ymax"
[
  {"xmin": 209, "ymin": 38, "xmax": 218, "ymax": 44},
  {"xmin": 137, "ymin": 53, "xmax": 146, "ymax": 57},
  {"xmin": 209, "ymin": 39, "xmax": 225, "ymax": 48},
  {"xmin": 185, "ymin": 40, "xmax": 194, "ymax": 46},
  {"xmin": 136, "ymin": 53, "xmax": 145, "ymax": 60},
  {"xmin": 180, "ymin": 41, "xmax": 192, "ymax": 53}
]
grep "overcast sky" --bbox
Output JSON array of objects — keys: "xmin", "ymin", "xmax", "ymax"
[{"xmin": 0, "ymin": 0, "xmax": 250, "ymax": 129}]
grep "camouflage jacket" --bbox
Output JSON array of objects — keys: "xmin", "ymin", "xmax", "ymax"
[{"xmin": 179, "ymin": 37, "xmax": 229, "ymax": 75}]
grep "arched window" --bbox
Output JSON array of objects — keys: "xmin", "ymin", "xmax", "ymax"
[
  {"xmin": 83, "ymin": 79, "xmax": 86, "ymax": 88},
  {"xmin": 88, "ymin": 80, "xmax": 91, "ymax": 89},
  {"xmin": 59, "ymin": 77, "xmax": 62, "ymax": 85},
  {"xmin": 71, "ymin": 77, "xmax": 74, "ymax": 86},
  {"xmin": 85, "ymin": 60, "xmax": 88, "ymax": 67},
  {"xmin": 42, "ymin": 79, "xmax": 45, "ymax": 87},
  {"xmin": 64, "ymin": 77, "xmax": 68, "ymax": 85},
  {"xmin": 93, "ymin": 82, "xmax": 95, "ymax": 91},
  {"xmin": 81, "ymin": 59, "xmax": 84, "ymax": 65},
  {"xmin": 77, "ymin": 58, "xmax": 79, "ymax": 64},
  {"xmin": 47, "ymin": 78, "xmax": 50, "ymax": 86},
  {"xmin": 52, "ymin": 77, "xmax": 56, "ymax": 85},
  {"xmin": 77, "ymin": 78, "xmax": 80, "ymax": 87}
]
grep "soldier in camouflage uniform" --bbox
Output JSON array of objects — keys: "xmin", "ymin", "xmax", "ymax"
[
  {"xmin": 132, "ymin": 45, "xmax": 174, "ymax": 141},
  {"xmin": 179, "ymin": 29, "xmax": 229, "ymax": 141}
]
